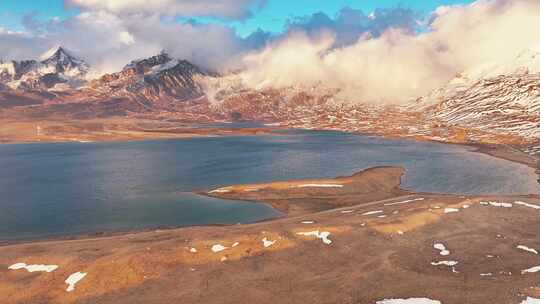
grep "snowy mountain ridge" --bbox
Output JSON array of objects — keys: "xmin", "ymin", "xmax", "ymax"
[{"xmin": 0, "ymin": 47, "xmax": 89, "ymax": 91}]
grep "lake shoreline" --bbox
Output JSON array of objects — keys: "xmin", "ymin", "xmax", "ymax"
[
  {"xmin": 3, "ymin": 136, "xmax": 540, "ymax": 303},
  {"xmin": 3, "ymin": 190, "xmax": 540, "ymax": 303},
  {"xmin": 1, "ymin": 131, "xmax": 538, "ymax": 246}
]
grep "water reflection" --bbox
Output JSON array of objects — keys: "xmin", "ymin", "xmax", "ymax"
[{"xmin": 0, "ymin": 131, "xmax": 538, "ymax": 241}]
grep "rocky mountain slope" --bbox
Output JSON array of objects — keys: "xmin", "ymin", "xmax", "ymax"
[
  {"xmin": 1, "ymin": 50, "xmax": 339, "ymax": 121},
  {"xmin": 413, "ymin": 48, "xmax": 540, "ymax": 140}
]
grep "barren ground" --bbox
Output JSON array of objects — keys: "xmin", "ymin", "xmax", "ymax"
[
  {"xmin": 2, "ymin": 163, "xmax": 540, "ymax": 303},
  {"xmin": 0, "ymin": 118, "xmax": 281, "ymax": 143}
]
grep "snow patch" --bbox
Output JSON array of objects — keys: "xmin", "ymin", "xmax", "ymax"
[
  {"xmin": 444, "ymin": 208, "xmax": 460, "ymax": 213},
  {"xmin": 522, "ymin": 266, "xmax": 540, "ymax": 274},
  {"xmin": 262, "ymin": 237, "xmax": 276, "ymax": 248},
  {"xmin": 297, "ymin": 230, "xmax": 332, "ymax": 245},
  {"xmin": 376, "ymin": 298, "xmax": 441, "ymax": 304},
  {"xmin": 297, "ymin": 184, "xmax": 344, "ymax": 188},
  {"xmin": 517, "ymin": 245, "xmax": 539, "ymax": 255},
  {"xmin": 515, "ymin": 201, "xmax": 540, "ymax": 210},
  {"xmin": 384, "ymin": 198, "xmax": 425, "ymax": 206},
  {"xmin": 521, "ymin": 297, "xmax": 540, "ymax": 304},
  {"xmin": 211, "ymin": 244, "xmax": 227, "ymax": 253},
  {"xmin": 434, "ymin": 243, "xmax": 450, "ymax": 256},
  {"xmin": 8, "ymin": 263, "xmax": 58, "ymax": 273},
  {"xmin": 65, "ymin": 272, "xmax": 87, "ymax": 292},
  {"xmin": 209, "ymin": 188, "xmax": 231, "ymax": 194},
  {"xmin": 431, "ymin": 260, "xmax": 459, "ymax": 266},
  {"xmin": 362, "ymin": 210, "xmax": 384, "ymax": 216},
  {"xmin": 480, "ymin": 201, "xmax": 513, "ymax": 208}
]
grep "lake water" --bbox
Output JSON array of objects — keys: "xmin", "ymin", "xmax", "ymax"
[{"xmin": 1, "ymin": 130, "xmax": 539, "ymax": 241}]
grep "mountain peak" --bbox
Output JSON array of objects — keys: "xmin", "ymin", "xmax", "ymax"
[
  {"xmin": 40, "ymin": 46, "xmax": 89, "ymax": 75},
  {"xmin": 124, "ymin": 51, "xmax": 174, "ymax": 72},
  {"xmin": 40, "ymin": 46, "xmax": 71, "ymax": 61}
]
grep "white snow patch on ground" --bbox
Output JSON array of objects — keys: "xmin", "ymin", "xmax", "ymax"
[
  {"xmin": 521, "ymin": 297, "xmax": 540, "ymax": 304},
  {"xmin": 384, "ymin": 198, "xmax": 425, "ymax": 206},
  {"xmin": 444, "ymin": 208, "xmax": 460, "ymax": 213},
  {"xmin": 462, "ymin": 204, "xmax": 470, "ymax": 209},
  {"xmin": 232, "ymin": 242, "xmax": 240, "ymax": 248},
  {"xmin": 262, "ymin": 237, "xmax": 276, "ymax": 248},
  {"xmin": 480, "ymin": 273, "xmax": 493, "ymax": 276},
  {"xmin": 297, "ymin": 184, "xmax": 344, "ymax": 188},
  {"xmin": 522, "ymin": 266, "xmax": 540, "ymax": 274},
  {"xmin": 189, "ymin": 248, "xmax": 197, "ymax": 253},
  {"xmin": 8, "ymin": 263, "xmax": 58, "ymax": 273},
  {"xmin": 211, "ymin": 244, "xmax": 227, "ymax": 253},
  {"xmin": 209, "ymin": 188, "xmax": 231, "ymax": 194},
  {"xmin": 376, "ymin": 298, "xmax": 441, "ymax": 304},
  {"xmin": 65, "ymin": 272, "xmax": 87, "ymax": 292},
  {"xmin": 297, "ymin": 231, "xmax": 332, "ymax": 245},
  {"xmin": 517, "ymin": 245, "xmax": 539, "ymax": 255},
  {"xmin": 515, "ymin": 201, "xmax": 540, "ymax": 210},
  {"xmin": 362, "ymin": 210, "xmax": 384, "ymax": 216},
  {"xmin": 301, "ymin": 221, "xmax": 315, "ymax": 224},
  {"xmin": 434, "ymin": 243, "xmax": 450, "ymax": 256},
  {"xmin": 340, "ymin": 210, "xmax": 354, "ymax": 214},
  {"xmin": 480, "ymin": 201, "xmax": 513, "ymax": 208},
  {"xmin": 431, "ymin": 261, "xmax": 459, "ymax": 266}
]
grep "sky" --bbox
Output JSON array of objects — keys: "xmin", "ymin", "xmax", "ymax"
[
  {"xmin": 0, "ymin": 0, "xmax": 472, "ymax": 36},
  {"xmin": 1, "ymin": 0, "xmax": 540, "ymax": 105}
]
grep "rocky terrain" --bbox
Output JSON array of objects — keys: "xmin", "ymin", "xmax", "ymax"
[{"xmin": 414, "ymin": 48, "xmax": 540, "ymax": 140}]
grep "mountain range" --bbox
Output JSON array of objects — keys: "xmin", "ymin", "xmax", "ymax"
[{"xmin": 1, "ymin": 46, "xmax": 539, "ymax": 144}]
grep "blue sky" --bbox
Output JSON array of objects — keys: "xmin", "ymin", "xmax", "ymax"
[{"xmin": 1, "ymin": 0, "xmax": 473, "ymax": 36}]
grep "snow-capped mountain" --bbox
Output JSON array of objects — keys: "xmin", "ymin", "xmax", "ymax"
[
  {"xmin": 1, "ymin": 46, "xmax": 539, "ymax": 144},
  {"xmin": 414, "ymin": 48, "xmax": 540, "ymax": 139},
  {"xmin": 0, "ymin": 47, "xmax": 89, "ymax": 91},
  {"xmin": 70, "ymin": 51, "xmax": 207, "ymax": 110}
]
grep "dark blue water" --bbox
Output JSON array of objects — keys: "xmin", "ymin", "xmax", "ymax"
[{"xmin": 1, "ymin": 131, "xmax": 538, "ymax": 241}]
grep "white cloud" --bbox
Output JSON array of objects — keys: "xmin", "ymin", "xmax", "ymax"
[
  {"xmin": 285, "ymin": 7, "xmax": 420, "ymax": 47},
  {"xmin": 65, "ymin": 0, "xmax": 266, "ymax": 20},
  {"xmin": 2, "ymin": 11, "xmax": 254, "ymax": 76},
  {"xmin": 0, "ymin": 29, "xmax": 49, "ymax": 61},
  {"xmin": 240, "ymin": 0, "xmax": 540, "ymax": 104}
]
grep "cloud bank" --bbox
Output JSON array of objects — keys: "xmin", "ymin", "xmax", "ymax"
[
  {"xmin": 65, "ymin": 0, "xmax": 267, "ymax": 20},
  {"xmin": 241, "ymin": 0, "xmax": 540, "ymax": 104},
  {"xmin": 3, "ymin": 11, "xmax": 257, "ymax": 77}
]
